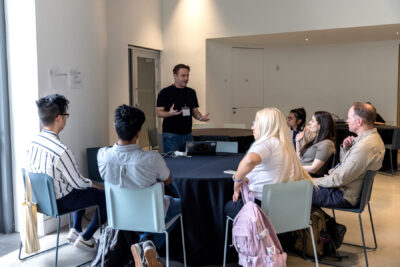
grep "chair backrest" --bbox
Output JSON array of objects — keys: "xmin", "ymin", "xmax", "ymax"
[
  {"xmin": 22, "ymin": 169, "xmax": 59, "ymax": 217},
  {"xmin": 104, "ymin": 182, "xmax": 166, "ymax": 233},
  {"xmin": 223, "ymin": 123, "xmax": 246, "ymax": 129},
  {"xmin": 216, "ymin": 141, "xmax": 238, "ymax": 153},
  {"xmin": 261, "ymin": 180, "xmax": 313, "ymax": 234},
  {"xmin": 148, "ymin": 128, "xmax": 159, "ymax": 150},
  {"xmin": 192, "ymin": 123, "xmax": 215, "ymax": 129},
  {"xmin": 390, "ymin": 128, "xmax": 400, "ymax": 149},
  {"xmin": 357, "ymin": 170, "xmax": 377, "ymax": 212},
  {"xmin": 316, "ymin": 152, "xmax": 336, "ymax": 176},
  {"xmin": 87, "ymin": 147, "xmax": 103, "ymax": 183}
]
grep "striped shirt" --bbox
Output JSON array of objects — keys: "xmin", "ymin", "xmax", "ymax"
[{"xmin": 26, "ymin": 129, "xmax": 92, "ymax": 199}]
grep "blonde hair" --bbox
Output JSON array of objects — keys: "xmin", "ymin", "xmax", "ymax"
[{"xmin": 252, "ymin": 107, "xmax": 312, "ymax": 183}]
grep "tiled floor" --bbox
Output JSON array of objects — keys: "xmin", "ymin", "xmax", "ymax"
[{"xmin": 1, "ymin": 172, "xmax": 400, "ymax": 266}]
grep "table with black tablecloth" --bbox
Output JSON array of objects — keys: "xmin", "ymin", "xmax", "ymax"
[{"xmin": 164, "ymin": 153, "xmax": 243, "ymax": 265}]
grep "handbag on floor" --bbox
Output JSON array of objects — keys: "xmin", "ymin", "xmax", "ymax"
[{"xmin": 20, "ymin": 171, "xmax": 40, "ymax": 254}]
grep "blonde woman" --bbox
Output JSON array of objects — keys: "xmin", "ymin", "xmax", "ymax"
[{"xmin": 224, "ymin": 107, "xmax": 313, "ymax": 218}]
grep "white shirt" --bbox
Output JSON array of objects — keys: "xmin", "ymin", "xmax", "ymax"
[
  {"xmin": 26, "ymin": 129, "xmax": 92, "ymax": 199},
  {"xmin": 246, "ymin": 137, "xmax": 284, "ymax": 200}
]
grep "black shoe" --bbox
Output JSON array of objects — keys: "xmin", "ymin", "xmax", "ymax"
[{"xmin": 332, "ymin": 223, "xmax": 346, "ymax": 249}]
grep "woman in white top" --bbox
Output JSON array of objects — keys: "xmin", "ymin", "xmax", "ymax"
[{"xmin": 224, "ymin": 107, "xmax": 312, "ymax": 218}]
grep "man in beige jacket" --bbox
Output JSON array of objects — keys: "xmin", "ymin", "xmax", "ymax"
[{"xmin": 312, "ymin": 102, "xmax": 385, "ymax": 209}]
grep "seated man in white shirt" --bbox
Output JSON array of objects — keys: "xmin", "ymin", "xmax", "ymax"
[
  {"xmin": 27, "ymin": 94, "xmax": 107, "ymax": 251},
  {"xmin": 97, "ymin": 104, "xmax": 181, "ymax": 267}
]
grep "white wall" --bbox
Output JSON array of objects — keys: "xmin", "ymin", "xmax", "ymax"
[
  {"xmin": 7, "ymin": 0, "xmax": 110, "ymax": 230},
  {"xmin": 207, "ymin": 40, "xmax": 399, "ymax": 126},
  {"xmin": 36, "ymin": 0, "xmax": 109, "ymax": 174},
  {"xmin": 106, "ymin": 0, "xmax": 162, "ymax": 142},
  {"xmin": 161, "ymin": 0, "xmax": 400, "ymax": 122}
]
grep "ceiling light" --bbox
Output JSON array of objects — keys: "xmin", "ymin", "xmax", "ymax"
[{"xmin": 305, "ymin": 38, "xmax": 309, "ymax": 41}]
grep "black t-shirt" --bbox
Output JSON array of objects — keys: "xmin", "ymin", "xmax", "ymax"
[{"xmin": 157, "ymin": 85, "xmax": 199, "ymax": 135}]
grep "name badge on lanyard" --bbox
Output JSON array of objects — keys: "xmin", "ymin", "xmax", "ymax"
[{"xmin": 182, "ymin": 105, "xmax": 190, "ymax": 117}]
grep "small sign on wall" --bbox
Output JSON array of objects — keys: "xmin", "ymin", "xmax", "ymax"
[
  {"xmin": 49, "ymin": 67, "xmax": 83, "ymax": 90},
  {"xmin": 49, "ymin": 67, "xmax": 68, "ymax": 90},
  {"xmin": 69, "ymin": 68, "xmax": 83, "ymax": 90}
]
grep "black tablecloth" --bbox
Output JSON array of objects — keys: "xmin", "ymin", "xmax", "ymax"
[{"xmin": 164, "ymin": 154, "xmax": 243, "ymax": 265}]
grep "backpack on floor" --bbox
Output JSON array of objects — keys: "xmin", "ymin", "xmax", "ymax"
[
  {"xmin": 232, "ymin": 183, "xmax": 287, "ymax": 267},
  {"xmin": 294, "ymin": 207, "xmax": 326, "ymax": 257}
]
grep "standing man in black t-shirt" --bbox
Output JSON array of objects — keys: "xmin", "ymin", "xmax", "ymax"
[{"xmin": 157, "ymin": 64, "xmax": 210, "ymax": 152}]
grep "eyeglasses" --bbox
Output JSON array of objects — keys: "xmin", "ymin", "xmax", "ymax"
[
  {"xmin": 59, "ymin": 113, "xmax": 70, "ymax": 118},
  {"xmin": 287, "ymin": 116, "xmax": 295, "ymax": 120}
]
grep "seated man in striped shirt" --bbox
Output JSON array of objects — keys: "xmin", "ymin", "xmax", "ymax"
[{"xmin": 26, "ymin": 94, "xmax": 107, "ymax": 251}]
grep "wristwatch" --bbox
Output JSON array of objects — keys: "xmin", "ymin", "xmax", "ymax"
[{"xmin": 232, "ymin": 174, "xmax": 244, "ymax": 183}]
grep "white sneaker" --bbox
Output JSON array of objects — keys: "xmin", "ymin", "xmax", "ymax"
[
  {"xmin": 73, "ymin": 235, "xmax": 97, "ymax": 252},
  {"xmin": 66, "ymin": 228, "xmax": 80, "ymax": 243}
]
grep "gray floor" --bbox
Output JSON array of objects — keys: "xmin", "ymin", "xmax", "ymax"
[{"xmin": 1, "ymin": 172, "xmax": 400, "ymax": 266}]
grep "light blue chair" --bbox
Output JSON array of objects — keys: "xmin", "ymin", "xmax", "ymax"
[
  {"xmin": 261, "ymin": 180, "xmax": 318, "ymax": 266},
  {"xmin": 102, "ymin": 182, "xmax": 187, "ymax": 267},
  {"xmin": 216, "ymin": 141, "xmax": 238, "ymax": 153},
  {"xmin": 19, "ymin": 169, "xmax": 101, "ymax": 267},
  {"xmin": 222, "ymin": 180, "xmax": 318, "ymax": 267},
  {"xmin": 331, "ymin": 170, "xmax": 377, "ymax": 267}
]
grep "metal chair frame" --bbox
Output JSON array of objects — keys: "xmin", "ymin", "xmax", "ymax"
[
  {"xmin": 19, "ymin": 170, "xmax": 101, "ymax": 267},
  {"xmin": 222, "ymin": 180, "xmax": 318, "ymax": 267},
  {"xmin": 101, "ymin": 182, "xmax": 187, "ymax": 267},
  {"xmin": 331, "ymin": 170, "xmax": 378, "ymax": 267}
]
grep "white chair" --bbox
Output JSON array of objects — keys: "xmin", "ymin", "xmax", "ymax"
[
  {"xmin": 223, "ymin": 123, "xmax": 246, "ymax": 129},
  {"xmin": 192, "ymin": 123, "xmax": 215, "ymax": 129},
  {"xmin": 102, "ymin": 182, "xmax": 187, "ymax": 267},
  {"xmin": 216, "ymin": 141, "xmax": 238, "ymax": 153},
  {"xmin": 261, "ymin": 180, "xmax": 318, "ymax": 266},
  {"xmin": 222, "ymin": 180, "xmax": 318, "ymax": 267}
]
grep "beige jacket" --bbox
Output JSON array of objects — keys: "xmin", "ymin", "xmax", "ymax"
[{"xmin": 315, "ymin": 128, "xmax": 385, "ymax": 206}]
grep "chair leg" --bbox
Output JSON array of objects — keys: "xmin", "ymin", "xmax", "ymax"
[
  {"xmin": 179, "ymin": 215, "xmax": 187, "ymax": 267},
  {"xmin": 96, "ymin": 206, "xmax": 103, "ymax": 234},
  {"xmin": 53, "ymin": 216, "xmax": 61, "ymax": 267},
  {"xmin": 389, "ymin": 149, "xmax": 394, "ymax": 175},
  {"xmin": 308, "ymin": 225, "xmax": 319, "ymax": 267},
  {"xmin": 367, "ymin": 204, "xmax": 378, "ymax": 250},
  {"xmin": 358, "ymin": 213, "xmax": 369, "ymax": 267},
  {"xmin": 223, "ymin": 217, "xmax": 234, "ymax": 267},
  {"xmin": 164, "ymin": 231, "xmax": 169, "ymax": 267}
]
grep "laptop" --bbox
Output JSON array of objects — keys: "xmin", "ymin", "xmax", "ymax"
[{"xmin": 186, "ymin": 141, "xmax": 217, "ymax": 155}]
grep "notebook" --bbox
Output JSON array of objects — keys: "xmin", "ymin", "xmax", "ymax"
[{"xmin": 185, "ymin": 141, "xmax": 217, "ymax": 155}]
